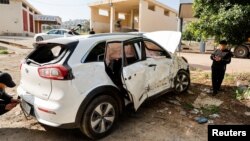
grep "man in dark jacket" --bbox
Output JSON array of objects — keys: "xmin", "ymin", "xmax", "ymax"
[
  {"xmin": 0, "ymin": 72, "xmax": 19, "ymax": 115},
  {"xmin": 89, "ymin": 28, "xmax": 95, "ymax": 34},
  {"xmin": 210, "ymin": 40, "xmax": 233, "ymax": 95}
]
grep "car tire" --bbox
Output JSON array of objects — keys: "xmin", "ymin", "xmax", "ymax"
[
  {"xmin": 80, "ymin": 95, "xmax": 119, "ymax": 139},
  {"xmin": 174, "ymin": 70, "xmax": 190, "ymax": 93},
  {"xmin": 234, "ymin": 46, "xmax": 248, "ymax": 58},
  {"xmin": 36, "ymin": 36, "xmax": 43, "ymax": 42}
]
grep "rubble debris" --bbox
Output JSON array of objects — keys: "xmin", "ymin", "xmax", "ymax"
[
  {"xmin": 209, "ymin": 114, "xmax": 220, "ymax": 119},
  {"xmin": 195, "ymin": 117, "xmax": 208, "ymax": 124},
  {"xmin": 245, "ymin": 112, "xmax": 250, "ymax": 116},
  {"xmin": 190, "ymin": 109, "xmax": 199, "ymax": 114},
  {"xmin": 193, "ymin": 94, "xmax": 223, "ymax": 108},
  {"xmin": 168, "ymin": 100, "xmax": 181, "ymax": 106}
]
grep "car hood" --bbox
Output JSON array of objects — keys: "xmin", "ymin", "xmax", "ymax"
[
  {"xmin": 35, "ymin": 33, "xmax": 47, "ymax": 36},
  {"xmin": 144, "ymin": 31, "xmax": 181, "ymax": 53}
]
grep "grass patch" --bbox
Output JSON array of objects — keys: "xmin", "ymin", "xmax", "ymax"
[
  {"xmin": 0, "ymin": 49, "xmax": 8, "ymax": 54},
  {"xmin": 236, "ymin": 87, "xmax": 250, "ymax": 100},
  {"xmin": 224, "ymin": 73, "xmax": 234, "ymax": 82},
  {"xmin": 235, "ymin": 73, "xmax": 250, "ymax": 81},
  {"xmin": 200, "ymin": 105, "xmax": 219, "ymax": 117},
  {"xmin": 202, "ymin": 73, "xmax": 210, "ymax": 79},
  {"xmin": 182, "ymin": 103, "xmax": 194, "ymax": 110}
]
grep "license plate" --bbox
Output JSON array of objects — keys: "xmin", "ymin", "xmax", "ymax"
[{"xmin": 21, "ymin": 100, "xmax": 31, "ymax": 115}]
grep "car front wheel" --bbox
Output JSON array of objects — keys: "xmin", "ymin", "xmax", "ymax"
[
  {"xmin": 81, "ymin": 95, "xmax": 118, "ymax": 139},
  {"xmin": 36, "ymin": 36, "xmax": 43, "ymax": 42},
  {"xmin": 174, "ymin": 70, "xmax": 190, "ymax": 93}
]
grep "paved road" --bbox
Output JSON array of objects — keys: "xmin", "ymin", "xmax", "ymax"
[
  {"xmin": 0, "ymin": 36, "xmax": 34, "ymax": 48},
  {"xmin": 180, "ymin": 52, "xmax": 250, "ymax": 73}
]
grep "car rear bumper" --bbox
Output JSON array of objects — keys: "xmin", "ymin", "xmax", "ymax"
[{"xmin": 17, "ymin": 86, "xmax": 78, "ymax": 128}]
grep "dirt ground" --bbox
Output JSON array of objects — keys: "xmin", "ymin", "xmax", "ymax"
[{"xmin": 0, "ymin": 48, "xmax": 250, "ymax": 141}]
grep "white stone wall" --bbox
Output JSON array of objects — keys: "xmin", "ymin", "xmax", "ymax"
[
  {"xmin": 0, "ymin": 0, "xmax": 23, "ymax": 35},
  {"xmin": 139, "ymin": 0, "xmax": 178, "ymax": 32}
]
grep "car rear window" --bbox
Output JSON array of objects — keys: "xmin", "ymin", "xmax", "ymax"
[{"xmin": 27, "ymin": 44, "xmax": 68, "ymax": 64}]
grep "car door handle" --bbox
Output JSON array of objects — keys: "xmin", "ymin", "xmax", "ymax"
[{"xmin": 148, "ymin": 64, "xmax": 157, "ymax": 67}]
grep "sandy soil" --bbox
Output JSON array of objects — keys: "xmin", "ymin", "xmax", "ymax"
[{"xmin": 0, "ymin": 48, "xmax": 249, "ymax": 141}]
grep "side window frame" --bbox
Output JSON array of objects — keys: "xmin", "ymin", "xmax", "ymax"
[
  {"xmin": 47, "ymin": 30, "xmax": 56, "ymax": 34},
  {"xmin": 122, "ymin": 38, "xmax": 144, "ymax": 67},
  {"xmin": 143, "ymin": 39, "xmax": 171, "ymax": 59},
  {"xmin": 82, "ymin": 41, "xmax": 106, "ymax": 63}
]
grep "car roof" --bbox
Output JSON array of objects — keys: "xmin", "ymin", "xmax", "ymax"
[
  {"xmin": 36, "ymin": 33, "xmax": 141, "ymax": 46},
  {"xmin": 49, "ymin": 29, "xmax": 70, "ymax": 31}
]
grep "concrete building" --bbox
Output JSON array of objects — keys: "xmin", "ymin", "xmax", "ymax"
[
  {"xmin": 0, "ymin": 0, "xmax": 61, "ymax": 36},
  {"xmin": 88, "ymin": 0, "xmax": 178, "ymax": 33}
]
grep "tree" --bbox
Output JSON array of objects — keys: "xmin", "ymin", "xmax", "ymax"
[
  {"xmin": 81, "ymin": 19, "xmax": 90, "ymax": 33},
  {"xmin": 187, "ymin": 0, "xmax": 250, "ymax": 45}
]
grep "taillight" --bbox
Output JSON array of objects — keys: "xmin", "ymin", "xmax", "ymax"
[{"xmin": 38, "ymin": 65, "xmax": 69, "ymax": 80}]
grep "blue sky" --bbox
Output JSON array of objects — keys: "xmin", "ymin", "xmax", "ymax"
[{"xmin": 26, "ymin": 0, "xmax": 180, "ymax": 22}]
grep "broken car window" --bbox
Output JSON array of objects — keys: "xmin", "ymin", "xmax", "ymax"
[
  {"xmin": 124, "ymin": 42, "xmax": 139, "ymax": 66},
  {"xmin": 144, "ymin": 40, "xmax": 170, "ymax": 58},
  {"xmin": 105, "ymin": 42, "xmax": 122, "ymax": 66},
  {"xmin": 28, "ymin": 44, "xmax": 67, "ymax": 64}
]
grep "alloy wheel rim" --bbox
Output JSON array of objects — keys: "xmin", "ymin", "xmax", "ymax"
[
  {"xmin": 175, "ymin": 73, "xmax": 189, "ymax": 92},
  {"xmin": 90, "ymin": 102, "xmax": 115, "ymax": 133},
  {"xmin": 238, "ymin": 49, "xmax": 246, "ymax": 56}
]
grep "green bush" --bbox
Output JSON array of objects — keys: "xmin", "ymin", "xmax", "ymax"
[
  {"xmin": 0, "ymin": 50, "xmax": 8, "ymax": 54},
  {"xmin": 236, "ymin": 87, "xmax": 250, "ymax": 100}
]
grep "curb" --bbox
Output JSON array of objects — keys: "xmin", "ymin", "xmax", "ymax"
[{"xmin": 0, "ymin": 40, "xmax": 31, "ymax": 49}]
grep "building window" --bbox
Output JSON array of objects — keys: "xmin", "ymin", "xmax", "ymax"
[
  {"xmin": 118, "ymin": 13, "xmax": 125, "ymax": 20},
  {"xmin": 29, "ymin": 8, "xmax": 33, "ymax": 13},
  {"xmin": 164, "ymin": 10, "xmax": 170, "ymax": 16},
  {"xmin": 0, "ymin": 0, "xmax": 10, "ymax": 4},
  {"xmin": 22, "ymin": 3, "xmax": 27, "ymax": 8},
  {"xmin": 99, "ymin": 9, "xmax": 109, "ymax": 16},
  {"xmin": 148, "ymin": 3, "xmax": 155, "ymax": 11}
]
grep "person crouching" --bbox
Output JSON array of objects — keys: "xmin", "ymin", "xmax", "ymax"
[{"xmin": 0, "ymin": 72, "xmax": 20, "ymax": 115}]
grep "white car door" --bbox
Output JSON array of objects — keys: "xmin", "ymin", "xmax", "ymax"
[
  {"xmin": 142, "ymin": 40, "xmax": 173, "ymax": 97},
  {"xmin": 104, "ymin": 39, "xmax": 148, "ymax": 110},
  {"xmin": 142, "ymin": 31, "xmax": 182, "ymax": 97}
]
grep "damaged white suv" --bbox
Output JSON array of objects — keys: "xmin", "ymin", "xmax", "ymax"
[{"xmin": 18, "ymin": 31, "xmax": 190, "ymax": 139}]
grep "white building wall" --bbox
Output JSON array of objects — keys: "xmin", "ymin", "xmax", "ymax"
[
  {"xmin": 139, "ymin": 0, "xmax": 177, "ymax": 32},
  {"xmin": 90, "ymin": 7, "xmax": 110, "ymax": 33},
  {"xmin": 0, "ymin": 0, "xmax": 23, "ymax": 35}
]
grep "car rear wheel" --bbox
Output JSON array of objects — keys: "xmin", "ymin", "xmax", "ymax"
[
  {"xmin": 234, "ymin": 46, "xmax": 248, "ymax": 58},
  {"xmin": 174, "ymin": 70, "xmax": 190, "ymax": 93},
  {"xmin": 80, "ymin": 95, "xmax": 118, "ymax": 139},
  {"xmin": 36, "ymin": 36, "xmax": 43, "ymax": 42}
]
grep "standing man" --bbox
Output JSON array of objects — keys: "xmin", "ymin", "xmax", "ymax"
[
  {"xmin": 210, "ymin": 40, "xmax": 233, "ymax": 95},
  {"xmin": 0, "ymin": 72, "xmax": 20, "ymax": 115},
  {"xmin": 89, "ymin": 28, "xmax": 95, "ymax": 34}
]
